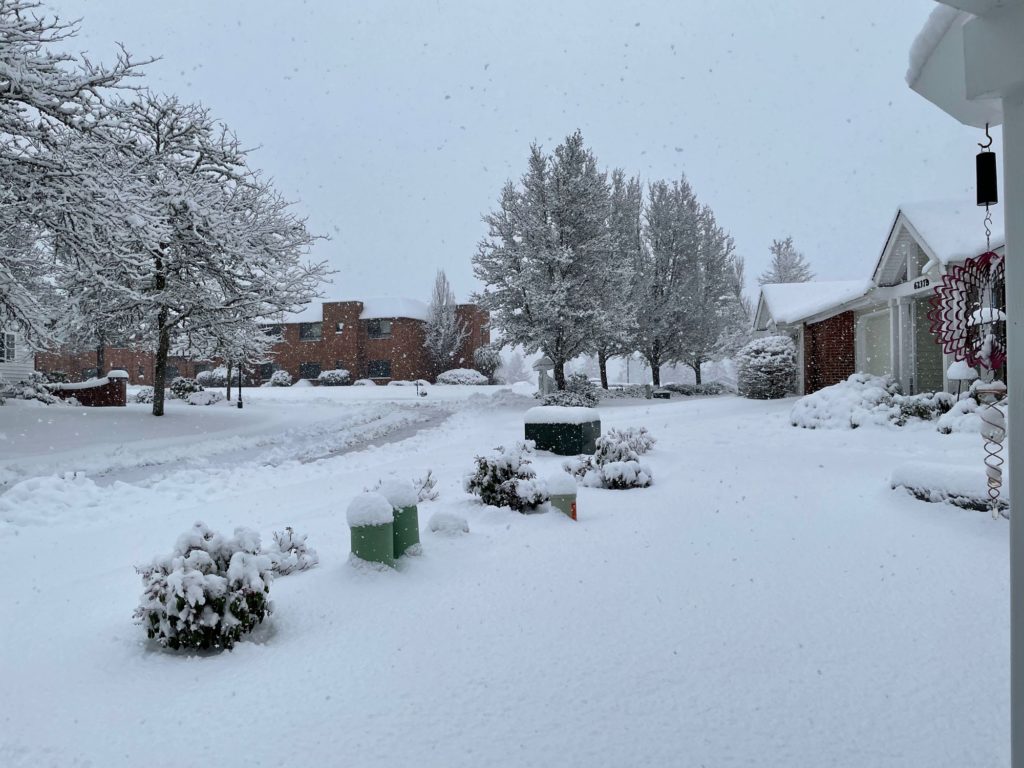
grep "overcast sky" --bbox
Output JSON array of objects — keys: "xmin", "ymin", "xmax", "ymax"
[{"xmin": 55, "ymin": 0, "xmax": 990, "ymax": 303}]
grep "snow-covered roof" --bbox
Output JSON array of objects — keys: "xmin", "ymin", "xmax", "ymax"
[
  {"xmin": 899, "ymin": 200, "xmax": 1005, "ymax": 265},
  {"xmin": 756, "ymin": 280, "xmax": 872, "ymax": 327},
  {"xmin": 906, "ymin": 6, "xmax": 963, "ymax": 87},
  {"xmin": 282, "ymin": 297, "xmax": 431, "ymax": 324}
]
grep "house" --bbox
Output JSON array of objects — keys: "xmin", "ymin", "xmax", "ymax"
[
  {"xmin": 754, "ymin": 200, "xmax": 1006, "ymax": 395},
  {"xmin": 260, "ymin": 297, "xmax": 490, "ymax": 384},
  {"xmin": 0, "ymin": 330, "xmax": 36, "ymax": 382}
]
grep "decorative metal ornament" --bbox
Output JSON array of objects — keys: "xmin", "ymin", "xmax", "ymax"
[
  {"xmin": 927, "ymin": 250, "xmax": 1007, "ymax": 372},
  {"xmin": 977, "ymin": 123, "xmax": 998, "ymax": 208}
]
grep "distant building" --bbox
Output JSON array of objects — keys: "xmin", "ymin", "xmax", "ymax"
[
  {"xmin": 0, "ymin": 330, "xmax": 35, "ymax": 381},
  {"xmin": 34, "ymin": 297, "xmax": 491, "ymax": 386}
]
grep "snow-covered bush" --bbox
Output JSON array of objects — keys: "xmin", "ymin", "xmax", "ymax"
[
  {"xmin": 791, "ymin": 373, "xmax": 955, "ymax": 429},
  {"xmin": 264, "ymin": 527, "xmax": 319, "ymax": 575},
  {"xmin": 187, "ymin": 390, "xmax": 224, "ymax": 406},
  {"xmin": 196, "ymin": 366, "xmax": 229, "ymax": 388},
  {"xmin": 1, "ymin": 372, "xmax": 62, "ymax": 405},
  {"xmin": 473, "ymin": 344, "xmax": 502, "ymax": 384},
  {"xmin": 134, "ymin": 386, "xmax": 155, "ymax": 404},
  {"xmin": 937, "ymin": 396, "xmax": 982, "ymax": 434},
  {"xmin": 270, "ymin": 370, "xmax": 293, "ymax": 387},
  {"xmin": 598, "ymin": 384, "xmax": 649, "ymax": 400},
  {"xmin": 663, "ymin": 381, "xmax": 732, "ymax": 397},
  {"xmin": 565, "ymin": 429, "xmax": 654, "ymax": 489},
  {"xmin": 387, "ymin": 380, "xmax": 413, "ymax": 387},
  {"xmin": 437, "ymin": 368, "xmax": 488, "ymax": 385},
  {"xmin": 317, "ymin": 369, "xmax": 350, "ymax": 386},
  {"xmin": 536, "ymin": 373, "xmax": 599, "ymax": 407},
  {"xmin": 737, "ymin": 336, "xmax": 796, "ymax": 399},
  {"xmin": 414, "ymin": 469, "xmax": 439, "ymax": 502},
  {"xmin": 353, "ymin": 378, "xmax": 377, "ymax": 386},
  {"xmin": 134, "ymin": 522, "xmax": 273, "ymax": 651},
  {"xmin": 464, "ymin": 442, "xmax": 549, "ymax": 512},
  {"xmin": 44, "ymin": 370, "xmax": 69, "ymax": 384},
  {"xmin": 169, "ymin": 376, "xmax": 203, "ymax": 400}
]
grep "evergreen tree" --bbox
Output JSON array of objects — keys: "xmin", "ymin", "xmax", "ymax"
[
  {"xmin": 424, "ymin": 270, "xmax": 468, "ymax": 373},
  {"xmin": 473, "ymin": 130, "xmax": 610, "ymax": 389},
  {"xmin": 758, "ymin": 237, "xmax": 814, "ymax": 284}
]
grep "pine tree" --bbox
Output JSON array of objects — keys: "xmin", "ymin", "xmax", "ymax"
[
  {"xmin": 473, "ymin": 131, "xmax": 610, "ymax": 389},
  {"xmin": 758, "ymin": 237, "xmax": 814, "ymax": 284},
  {"xmin": 424, "ymin": 270, "xmax": 468, "ymax": 374}
]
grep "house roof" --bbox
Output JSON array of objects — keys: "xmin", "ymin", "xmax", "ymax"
[{"xmin": 755, "ymin": 279, "xmax": 873, "ymax": 329}]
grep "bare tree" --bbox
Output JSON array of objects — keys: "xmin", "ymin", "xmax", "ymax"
[{"xmin": 424, "ymin": 270, "xmax": 468, "ymax": 374}]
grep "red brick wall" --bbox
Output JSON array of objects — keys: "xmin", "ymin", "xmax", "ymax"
[
  {"xmin": 803, "ymin": 311, "xmax": 855, "ymax": 394},
  {"xmin": 50, "ymin": 376, "xmax": 127, "ymax": 406},
  {"xmin": 35, "ymin": 348, "xmax": 202, "ymax": 385}
]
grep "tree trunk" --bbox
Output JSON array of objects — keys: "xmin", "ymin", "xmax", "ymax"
[
  {"xmin": 554, "ymin": 359, "xmax": 566, "ymax": 390},
  {"xmin": 96, "ymin": 343, "xmax": 105, "ymax": 378},
  {"xmin": 152, "ymin": 311, "xmax": 170, "ymax": 417},
  {"xmin": 226, "ymin": 361, "xmax": 233, "ymax": 401},
  {"xmin": 598, "ymin": 349, "xmax": 609, "ymax": 389},
  {"xmin": 692, "ymin": 359, "xmax": 702, "ymax": 385},
  {"xmin": 649, "ymin": 339, "xmax": 662, "ymax": 387}
]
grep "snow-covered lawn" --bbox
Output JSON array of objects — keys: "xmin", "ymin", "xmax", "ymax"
[{"xmin": 0, "ymin": 388, "xmax": 1008, "ymax": 767}]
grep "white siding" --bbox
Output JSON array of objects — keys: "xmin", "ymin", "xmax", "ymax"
[
  {"xmin": 856, "ymin": 308, "xmax": 893, "ymax": 377},
  {"xmin": 0, "ymin": 333, "xmax": 36, "ymax": 382}
]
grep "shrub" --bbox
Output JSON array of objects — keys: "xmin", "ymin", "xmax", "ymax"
[
  {"xmin": 598, "ymin": 384, "xmax": 649, "ymax": 400},
  {"xmin": 270, "ymin": 370, "xmax": 293, "ymax": 387},
  {"xmin": 464, "ymin": 442, "xmax": 549, "ymax": 512},
  {"xmin": 134, "ymin": 386, "xmax": 155, "ymax": 404},
  {"xmin": 473, "ymin": 344, "xmax": 502, "ymax": 384},
  {"xmin": 564, "ymin": 429, "xmax": 654, "ymax": 489},
  {"xmin": 264, "ymin": 527, "xmax": 319, "ymax": 575},
  {"xmin": 317, "ymin": 369, "xmax": 350, "ymax": 386},
  {"xmin": 663, "ymin": 381, "xmax": 731, "ymax": 396},
  {"xmin": 737, "ymin": 336, "xmax": 797, "ymax": 399},
  {"xmin": 414, "ymin": 469, "xmax": 439, "ymax": 502},
  {"xmin": 196, "ymin": 366, "xmax": 229, "ymax": 388},
  {"xmin": 1, "ymin": 372, "xmax": 62, "ymax": 405},
  {"xmin": 437, "ymin": 368, "xmax": 488, "ymax": 385},
  {"xmin": 536, "ymin": 372, "xmax": 599, "ymax": 407},
  {"xmin": 44, "ymin": 371, "xmax": 69, "ymax": 384},
  {"xmin": 134, "ymin": 522, "xmax": 273, "ymax": 651},
  {"xmin": 169, "ymin": 377, "xmax": 203, "ymax": 400},
  {"xmin": 387, "ymin": 380, "xmax": 413, "ymax": 387},
  {"xmin": 187, "ymin": 390, "xmax": 224, "ymax": 406},
  {"xmin": 353, "ymin": 378, "xmax": 378, "ymax": 386},
  {"xmin": 791, "ymin": 373, "xmax": 956, "ymax": 429}
]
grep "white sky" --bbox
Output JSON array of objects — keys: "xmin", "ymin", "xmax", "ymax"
[{"xmin": 56, "ymin": 0, "xmax": 991, "ymax": 302}]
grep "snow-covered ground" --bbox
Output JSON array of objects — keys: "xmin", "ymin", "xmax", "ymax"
[{"xmin": 0, "ymin": 387, "xmax": 1008, "ymax": 767}]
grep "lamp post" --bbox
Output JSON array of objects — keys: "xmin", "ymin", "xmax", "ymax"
[
  {"xmin": 237, "ymin": 363, "xmax": 243, "ymax": 409},
  {"xmin": 908, "ymin": 5, "xmax": 1024, "ymax": 763}
]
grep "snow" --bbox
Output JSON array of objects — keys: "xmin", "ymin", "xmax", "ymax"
[
  {"xmin": 759, "ymin": 279, "xmax": 872, "ymax": 325},
  {"xmin": 345, "ymin": 492, "xmax": 394, "ymax": 527},
  {"xmin": 906, "ymin": 6, "xmax": 964, "ymax": 86},
  {"xmin": 428, "ymin": 511, "xmax": 469, "ymax": 535},
  {"xmin": 106, "ymin": 369, "xmax": 128, "ymax": 379},
  {"xmin": 891, "ymin": 460, "xmax": 1007, "ymax": 507},
  {"xmin": 545, "ymin": 471, "xmax": 577, "ymax": 496},
  {"xmin": 947, "ymin": 361, "xmax": 978, "ymax": 381},
  {"xmin": 900, "ymin": 200, "xmax": 1006, "ymax": 264},
  {"xmin": 49, "ymin": 376, "xmax": 111, "ymax": 391},
  {"xmin": 378, "ymin": 479, "xmax": 419, "ymax": 509},
  {"xmin": 969, "ymin": 307, "xmax": 1006, "ymax": 325},
  {"xmin": 524, "ymin": 405, "xmax": 599, "ymax": 425},
  {"xmin": 0, "ymin": 386, "xmax": 1011, "ymax": 767},
  {"xmin": 359, "ymin": 296, "xmax": 430, "ymax": 322}
]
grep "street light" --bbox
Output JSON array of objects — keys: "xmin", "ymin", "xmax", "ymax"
[{"xmin": 237, "ymin": 363, "xmax": 243, "ymax": 409}]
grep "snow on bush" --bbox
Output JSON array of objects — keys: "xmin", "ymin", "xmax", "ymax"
[
  {"xmin": 414, "ymin": 470, "xmax": 439, "ymax": 502},
  {"xmin": 187, "ymin": 390, "xmax": 224, "ymax": 406},
  {"xmin": 791, "ymin": 373, "xmax": 954, "ymax": 429},
  {"xmin": 437, "ymin": 368, "xmax": 488, "ymax": 385},
  {"xmin": 387, "ymin": 380, "xmax": 413, "ymax": 387},
  {"xmin": 1, "ymin": 372, "xmax": 63, "ymax": 405},
  {"xmin": 134, "ymin": 386, "xmax": 156, "ymax": 404},
  {"xmin": 353, "ymin": 378, "xmax": 378, "ymax": 386},
  {"xmin": 134, "ymin": 522, "xmax": 273, "ymax": 651},
  {"xmin": 937, "ymin": 397, "xmax": 982, "ymax": 434},
  {"xmin": 564, "ymin": 429, "xmax": 654, "ymax": 490},
  {"xmin": 264, "ymin": 527, "xmax": 319, "ymax": 575},
  {"xmin": 662, "ymin": 381, "xmax": 732, "ymax": 396},
  {"xmin": 598, "ymin": 384, "xmax": 649, "ymax": 400},
  {"xmin": 535, "ymin": 372, "xmax": 599, "ymax": 407},
  {"xmin": 428, "ymin": 511, "xmax": 469, "ymax": 535},
  {"xmin": 464, "ymin": 442, "xmax": 549, "ymax": 512},
  {"xmin": 891, "ymin": 461, "xmax": 1007, "ymax": 513},
  {"xmin": 196, "ymin": 366, "xmax": 229, "ymax": 388},
  {"xmin": 270, "ymin": 370, "xmax": 293, "ymax": 387},
  {"xmin": 736, "ymin": 336, "xmax": 796, "ymax": 399},
  {"xmin": 169, "ymin": 376, "xmax": 203, "ymax": 400},
  {"xmin": 317, "ymin": 369, "xmax": 350, "ymax": 386}
]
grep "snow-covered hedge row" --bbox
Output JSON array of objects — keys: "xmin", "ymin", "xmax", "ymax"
[
  {"xmin": 737, "ymin": 336, "xmax": 796, "ymax": 399},
  {"xmin": 169, "ymin": 377, "xmax": 203, "ymax": 400},
  {"xmin": 565, "ymin": 428, "xmax": 654, "ymax": 489},
  {"xmin": 270, "ymin": 370, "xmax": 293, "ymax": 387},
  {"xmin": 662, "ymin": 381, "xmax": 732, "ymax": 397},
  {"xmin": 135, "ymin": 522, "xmax": 273, "ymax": 651},
  {"xmin": 196, "ymin": 367, "xmax": 229, "ymax": 388},
  {"xmin": 317, "ymin": 369, "xmax": 350, "ymax": 386},
  {"xmin": 188, "ymin": 390, "xmax": 224, "ymax": 406},
  {"xmin": 464, "ymin": 442, "xmax": 549, "ymax": 512},
  {"xmin": 437, "ymin": 368, "xmax": 488, "ymax": 385},
  {"xmin": 1, "ymin": 372, "xmax": 63, "ymax": 405},
  {"xmin": 790, "ymin": 373, "xmax": 954, "ymax": 429}
]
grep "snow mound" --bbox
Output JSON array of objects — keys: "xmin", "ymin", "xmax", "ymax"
[
  {"xmin": 947, "ymin": 361, "xmax": 978, "ymax": 382},
  {"xmin": 353, "ymin": 379, "xmax": 378, "ymax": 386},
  {"xmin": 891, "ymin": 461, "xmax": 1007, "ymax": 512},
  {"xmin": 546, "ymin": 472, "xmax": 577, "ymax": 496},
  {"xmin": 428, "ymin": 511, "xmax": 469, "ymax": 535},
  {"xmin": 791, "ymin": 374, "xmax": 953, "ymax": 430},
  {"xmin": 936, "ymin": 397, "xmax": 982, "ymax": 434},
  {"xmin": 378, "ymin": 479, "xmax": 418, "ymax": 509},
  {"xmin": 524, "ymin": 406, "xmax": 599, "ymax": 425},
  {"xmin": 346, "ymin": 492, "xmax": 394, "ymax": 527},
  {"xmin": 437, "ymin": 369, "xmax": 488, "ymax": 385},
  {"xmin": 188, "ymin": 390, "xmax": 224, "ymax": 406}
]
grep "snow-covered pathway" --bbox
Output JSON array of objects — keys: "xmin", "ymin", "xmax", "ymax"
[{"xmin": 0, "ymin": 393, "xmax": 1008, "ymax": 767}]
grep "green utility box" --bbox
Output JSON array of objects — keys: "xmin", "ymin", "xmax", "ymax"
[
  {"xmin": 524, "ymin": 406, "xmax": 601, "ymax": 456},
  {"xmin": 347, "ymin": 492, "xmax": 396, "ymax": 567},
  {"xmin": 379, "ymin": 479, "xmax": 422, "ymax": 558}
]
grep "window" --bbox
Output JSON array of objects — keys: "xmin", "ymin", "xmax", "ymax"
[
  {"xmin": 264, "ymin": 324, "xmax": 283, "ymax": 339},
  {"xmin": 81, "ymin": 367, "xmax": 99, "ymax": 380},
  {"xmin": 335, "ymin": 322, "xmax": 345, "ymax": 333},
  {"xmin": 334, "ymin": 360, "xmax": 346, "ymax": 371},
  {"xmin": 258, "ymin": 363, "xmax": 275, "ymax": 380},
  {"xmin": 299, "ymin": 322, "xmax": 322, "ymax": 341},
  {"xmin": 299, "ymin": 362, "xmax": 321, "ymax": 379},
  {"xmin": 138, "ymin": 365, "xmax": 145, "ymax": 378},
  {"xmin": 367, "ymin": 319, "xmax": 392, "ymax": 339},
  {"xmin": 165, "ymin": 365, "xmax": 180, "ymax": 380},
  {"xmin": 368, "ymin": 359, "xmax": 391, "ymax": 378},
  {"xmin": 0, "ymin": 332, "xmax": 14, "ymax": 362}
]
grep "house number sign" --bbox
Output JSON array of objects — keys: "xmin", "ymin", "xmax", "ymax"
[{"xmin": 913, "ymin": 277, "xmax": 930, "ymax": 290}]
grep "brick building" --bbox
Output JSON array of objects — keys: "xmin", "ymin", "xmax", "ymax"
[{"xmin": 34, "ymin": 297, "xmax": 490, "ymax": 386}]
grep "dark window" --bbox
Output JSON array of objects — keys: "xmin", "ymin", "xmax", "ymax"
[
  {"xmin": 299, "ymin": 362, "xmax": 321, "ymax": 379},
  {"xmin": 335, "ymin": 322, "xmax": 345, "ymax": 333},
  {"xmin": 0, "ymin": 332, "xmax": 14, "ymax": 362},
  {"xmin": 368, "ymin": 359, "xmax": 391, "ymax": 378},
  {"xmin": 299, "ymin": 322, "xmax": 322, "ymax": 341},
  {"xmin": 258, "ymin": 362, "xmax": 275, "ymax": 380},
  {"xmin": 367, "ymin": 319, "xmax": 392, "ymax": 339},
  {"xmin": 138, "ymin": 365, "xmax": 145, "ymax": 378},
  {"xmin": 165, "ymin": 365, "xmax": 180, "ymax": 380},
  {"xmin": 81, "ymin": 367, "xmax": 98, "ymax": 380},
  {"xmin": 334, "ymin": 360, "xmax": 346, "ymax": 370},
  {"xmin": 264, "ymin": 324, "xmax": 283, "ymax": 339}
]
